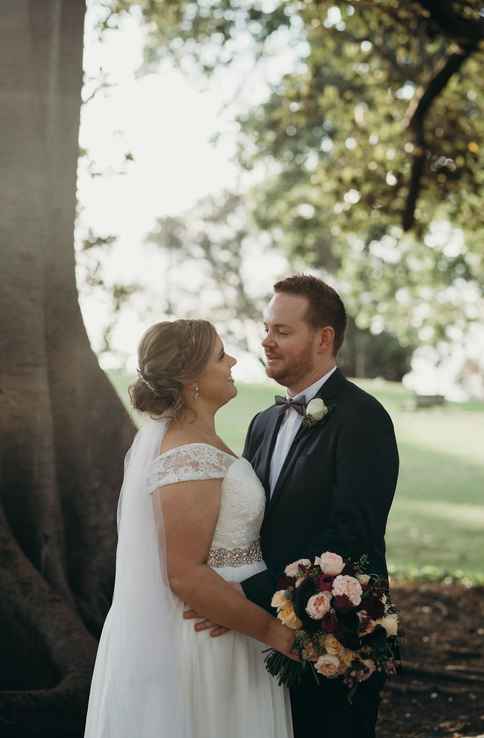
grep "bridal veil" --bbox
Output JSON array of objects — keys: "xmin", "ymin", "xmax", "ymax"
[{"xmin": 84, "ymin": 417, "xmax": 189, "ymax": 738}]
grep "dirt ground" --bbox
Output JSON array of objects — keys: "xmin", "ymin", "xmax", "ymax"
[{"xmin": 378, "ymin": 582, "xmax": 484, "ymax": 738}]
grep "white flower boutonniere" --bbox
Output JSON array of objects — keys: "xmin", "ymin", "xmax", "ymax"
[{"xmin": 302, "ymin": 397, "xmax": 329, "ymax": 428}]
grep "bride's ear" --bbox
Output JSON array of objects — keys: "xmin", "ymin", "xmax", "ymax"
[{"xmin": 185, "ymin": 382, "xmax": 201, "ymax": 401}]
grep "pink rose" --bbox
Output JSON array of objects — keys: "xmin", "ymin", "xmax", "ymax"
[
  {"xmin": 317, "ymin": 552, "xmax": 345, "ymax": 576},
  {"xmin": 332, "ymin": 575, "xmax": 363, "ymax": 606},
  {"xmin": 284, "ymin": 558, "xmax": 311, "ymax": 578},
  {"xmin": 305, "ymin": 592, "xmax": 332, "ymax": 620}
]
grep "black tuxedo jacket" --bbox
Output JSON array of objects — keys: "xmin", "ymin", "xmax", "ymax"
[{"xmin": 241, "ymin": 368, "xmax": 399, "ymax": 612}]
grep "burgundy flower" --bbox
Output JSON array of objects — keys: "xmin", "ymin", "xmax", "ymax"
[
  {"xmin": 277, "ymin": 574, "xmax": 295, "ymax": 590},
  {"xmin": 317, "ymin": 575, "xmax": 335, "ymax": 592},
  {"xmin": 321, "ymin": 612, "xmax": 338, "ymax": 633},
  {"xmin": 362, "ymin": 594, "xmax": 385, "ymax": 620},
  {"xmin": 332, "ymin": 594, "xmax": 353, "ymax": 611}
]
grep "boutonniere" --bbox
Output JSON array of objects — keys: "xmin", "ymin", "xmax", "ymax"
[{"xmin": 302, "ymin": 398, "xmax": 330, "ymax": 428}]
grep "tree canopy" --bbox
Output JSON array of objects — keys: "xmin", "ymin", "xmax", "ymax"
[{"xmin": 109, "ymin": 0, "xmax": 483, "ymax": 351}]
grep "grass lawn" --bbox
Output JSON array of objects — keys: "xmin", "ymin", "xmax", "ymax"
[{"xmin": 109, "ymin": 371, "xmax": 484, "ymax": 583}]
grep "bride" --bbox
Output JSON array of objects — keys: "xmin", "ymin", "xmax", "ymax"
[{"xmin": 84, "ymin": 319, "xmax": 295, "ymax": 738}]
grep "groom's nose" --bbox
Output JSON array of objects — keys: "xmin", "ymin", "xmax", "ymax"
[{"xmin": 262, "ymin": 333, "xmax": 276, "ymax": 349}]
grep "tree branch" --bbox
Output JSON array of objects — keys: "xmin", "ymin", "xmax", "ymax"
[
  {"xmin": 418, "ymin": 0, "xmax": 484, "ymax": 45},
  {"xmin": 402, "ymin": 44, "xmax": 476, "ymax": 231}
]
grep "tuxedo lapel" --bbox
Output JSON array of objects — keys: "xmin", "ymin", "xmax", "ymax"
[
  {"xmin": 259, "ymin": 406, "xmax": 285, "ymax": 502},
  {"xmin": 266, "ymin": 368, "xmax": 347, "ymax": 514}
]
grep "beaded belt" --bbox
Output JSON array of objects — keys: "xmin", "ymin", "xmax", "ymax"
[{"xmin": 207, "ymin": 539, "xmax": 263, "ymax": 568}]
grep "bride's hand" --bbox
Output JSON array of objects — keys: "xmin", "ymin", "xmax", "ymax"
[{"xmin": 267, "ymin": 622, "xmax": 301, "ymax": 662}]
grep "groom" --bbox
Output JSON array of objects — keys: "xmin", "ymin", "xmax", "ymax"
[{"xmin": 241, "ymin": 274, "xmax": 399, "ymax": 738}]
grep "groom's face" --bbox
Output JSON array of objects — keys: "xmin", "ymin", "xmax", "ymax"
[{"xmin": 262, "ymin": 293, "xmax": 319, "ymax": 389}]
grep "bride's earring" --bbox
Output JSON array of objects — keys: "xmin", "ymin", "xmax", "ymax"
[{"xmin": 192, "ymin": 383, "xmax": 200, "ymax": 401}]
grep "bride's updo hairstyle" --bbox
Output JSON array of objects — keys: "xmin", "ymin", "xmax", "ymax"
[{"xmin": 129, "ymin": 319, "xmax": 217, "ymax": 417}]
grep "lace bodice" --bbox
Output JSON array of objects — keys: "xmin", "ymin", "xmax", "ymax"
[{"xmin": 146, "ymin": 443, "xmax": 266, "ymax": 557}]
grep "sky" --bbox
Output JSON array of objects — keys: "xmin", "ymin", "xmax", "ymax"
[
  {"xmin": 77, "ymin": 1, "xmax": 483, "ymax": 398},
  {"xmin": 77, "ymin": 0, "xmax": 299, "ymax": 381}
]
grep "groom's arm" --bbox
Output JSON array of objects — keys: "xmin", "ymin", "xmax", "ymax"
[
  {"xmin": 241, "ymin": 412, "xmax": 261, "ymax": 461},
  {"xmin": 298, "ymin": 402, "xmax": 399, "ymax": 571}
]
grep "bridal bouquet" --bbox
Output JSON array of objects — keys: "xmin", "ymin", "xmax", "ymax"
[{"xmin": 266, "ymin": 551, "xmax": 400, "ymax": 696}]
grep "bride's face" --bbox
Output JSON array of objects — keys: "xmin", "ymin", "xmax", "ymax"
[{"xmin": 196, "ymin": 334, "xmax": 237, "ymax": 408}]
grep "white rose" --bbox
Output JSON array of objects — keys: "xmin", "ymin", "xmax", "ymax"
[
  {"xmin": 332, "ymin": 575, "xmax": 363, "ymax": 606},
  {"xmin": 317, "ymin": 552, "xmax": 345, "ymax": 576},
  {"xmin": 271, "ymin": 590, "xmax": 289, "ymax": 609},
  {"xmin": 305, "ymin": 398, "xmax": 328, "ymax": 422},
  {"xmin": 305, "ymin": 592, "xmax": 332, "ymax": 620},
  {"xmin": 315, "ymin": 654, "xmax": 340, "ymax": 678},
  {"xmin": 284, "ymin": 558, "xmax": 311, "ymax": 578},
  {"xmin": 377, "ymin": 613, "xmax": 399, "ymax": 637}
]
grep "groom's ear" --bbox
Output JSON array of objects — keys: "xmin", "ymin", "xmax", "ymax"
[{"xmin": 316, "ymin": 325, "xmax": 335, "ymax": 354}]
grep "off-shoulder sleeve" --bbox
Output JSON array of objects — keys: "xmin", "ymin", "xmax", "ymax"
[{"xmin": 146, "ymin": 444, "xmax": 232, "ymax": 495}]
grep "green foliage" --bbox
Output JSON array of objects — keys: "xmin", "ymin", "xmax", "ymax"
[
  {"xmin": 145, "ymin": 191, "xmax": 272, "ymax": 352},
  {"xmin": 147, "ymin": 190, "xmax": 414, "ymax": 378}
]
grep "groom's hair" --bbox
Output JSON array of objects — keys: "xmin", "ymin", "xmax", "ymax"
[{"xmin": 273, "ymin": 274, "xmax": 347, "ymax": 355}]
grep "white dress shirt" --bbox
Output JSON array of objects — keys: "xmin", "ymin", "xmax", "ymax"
[{"xmin": 269, "ymin": 366, "xmax": 338, "ymax": 496}]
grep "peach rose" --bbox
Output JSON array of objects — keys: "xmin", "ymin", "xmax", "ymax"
[
  {"xmin": 302, "ymin": 640, "xmax": 319, "ymax": 662},
  {"xmin": 356, "ymin": 574, "xmax": 370, "ymax": 587},
  {"xmin": 323, "ymin": 634, "xmax": 345, "ymax": 658},
  {"xmin": 284, "ymin": 558, "xmax": 311, "ymax": 578},
  {"xmin": 332, "ymin": 575, "xmax": 363, "ymax": 606},
  {"xmin": 316, "ymin": 552, "xmax": 345, "ymax": 576},
  {"xmin": 315, "ymin": 654, "xmax": 341, "ymax": 678},
  {"xmin": 341, "ymin": 649, "xmax": 357, "ymax": 669},
  {"xmin": 278, "ymin": 604, "xmax": 303, "ymax": 630},
  {"xmin": 305, "ymin": 592, "xmax": 332, "ymax": 620},
  {"xmin": 271, "ymin": 590, "xmax": 289, "ymax": 609}
]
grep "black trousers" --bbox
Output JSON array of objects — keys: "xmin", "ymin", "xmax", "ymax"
[{"xmin": 290, "ymin": 672, "xmax": 385, "ymax": 738}]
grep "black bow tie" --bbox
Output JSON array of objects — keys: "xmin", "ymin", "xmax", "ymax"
[{"xmin": 274, "ymin": 395, "xmax": 307, "ymax": 416}]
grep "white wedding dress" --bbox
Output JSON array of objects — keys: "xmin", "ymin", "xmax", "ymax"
[{"xmin": 84, "ymin": 418, "xmax": 293, "ymax": 738}]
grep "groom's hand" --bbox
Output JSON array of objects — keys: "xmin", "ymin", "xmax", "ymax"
[
  {"xmin": 183, "ymin": 582, "xmax": 245, "ymax": 637},
  {"xmin": 183, "ymin": 609, "xmax": 230, "ymax": 637}
]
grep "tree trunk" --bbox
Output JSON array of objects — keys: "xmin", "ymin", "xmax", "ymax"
[{"xmin": 0, "ymin": 2, "xmax": 136, "ymax": 735}]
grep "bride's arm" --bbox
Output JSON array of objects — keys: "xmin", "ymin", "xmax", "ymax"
[{"xmin": 152, "ymin": 478, "xmax": 296, "ymax": 657}]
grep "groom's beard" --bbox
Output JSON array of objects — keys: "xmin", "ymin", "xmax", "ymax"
[{"xmin": 265, "ymin": 343, "xmax": 314, "ymax": 389}]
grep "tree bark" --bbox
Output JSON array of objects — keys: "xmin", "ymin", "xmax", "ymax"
[{"xmin": 0, "ymin": 2, "xmax": 136, "ymax": 735}]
